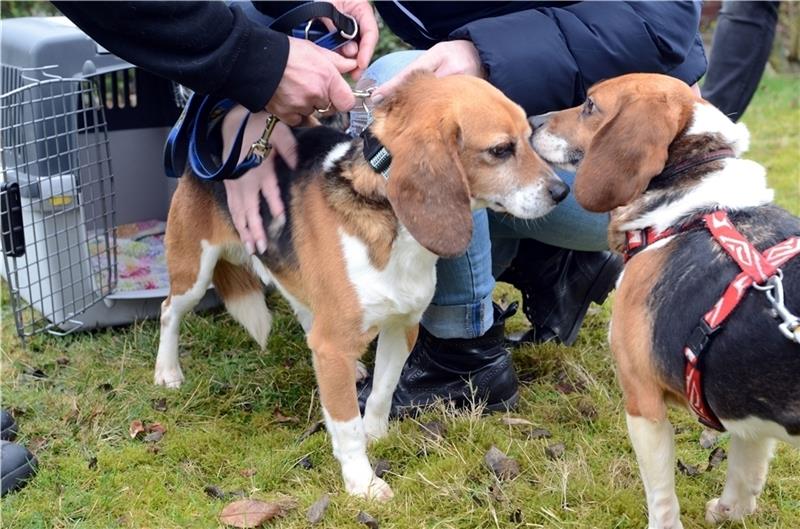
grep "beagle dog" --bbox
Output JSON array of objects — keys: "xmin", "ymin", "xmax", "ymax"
[
  {"xmin": 533, "ymin": 73, "xmax": 799, "ymax": 528},
  {"xmin": 155, "ymin": 73, "xmax": 567, "ymax": 500}
]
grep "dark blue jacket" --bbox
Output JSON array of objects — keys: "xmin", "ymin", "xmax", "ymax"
[
  {"xmin": 376, "ymin": 1, "xmax": 707, "ymax": 115},
  {"xmin": 55, "ymin": 1, "xmax": 705, "ymax": 115}
]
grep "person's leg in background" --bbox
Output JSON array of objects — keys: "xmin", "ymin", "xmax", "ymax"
[
  {"xmin": 351, "ymin": 51, "xmax": 518, "ymax": 413},
  {"xmin": 492, "ymin": 169, "xmax": 620, "ymax": 346},
  {"xmin": 702, "ymin": 1, "xmax": 780, "ymax": 122}
]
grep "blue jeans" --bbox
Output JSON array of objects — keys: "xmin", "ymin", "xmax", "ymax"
[{"xmin": 350, "ymin": 51, "xmax": 609, "ymax": 338}]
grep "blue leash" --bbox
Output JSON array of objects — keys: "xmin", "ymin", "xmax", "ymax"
[{"xmin": 163, "ymin": 2, "xmax": 359, "ymax": 181}]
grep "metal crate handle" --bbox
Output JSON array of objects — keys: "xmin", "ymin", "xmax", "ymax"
[{"xmin": 1, "ymin": 182, "xmax": 25, "ymax": 257}]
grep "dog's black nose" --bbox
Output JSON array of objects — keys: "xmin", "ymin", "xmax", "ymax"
[
  {"xmin": 548, "ymin": 178, "xmax": 569, "ymax": 203},
  {"xmin": 529, "ymin": 113, "xmax": 551, "ymax": 130}
]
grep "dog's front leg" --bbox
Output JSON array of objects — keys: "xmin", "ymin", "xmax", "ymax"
[
  {"xmin": 626, "ymin": 414, "xmax": 683, "ymax": 529},
  {"xmin": 705, "ymin": 435, "xmax": 775, "ymax": 523},
  {"xmin": 309, "ymin": 327, "xmax": 393, "ymax": 501},
  {"xmin": 363, "ymin": 324, "xmax": 417, "ymax": 441}
]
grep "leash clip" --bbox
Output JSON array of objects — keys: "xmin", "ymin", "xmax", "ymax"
[
  {"xmin": 756, "ymin": 270, "xmax": 800, "ymax": 342},
  {"xmin": 248, "ymin": 115, "xmax": 280, "ymax": 161},
  {"xmin": 352, "ymin": 87, "xmax": 375, "ymax": 116}
]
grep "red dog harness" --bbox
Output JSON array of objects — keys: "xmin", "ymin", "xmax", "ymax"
[{"xmin": 624, "ymin": 210, "xmax": 800, "ymax": 431}]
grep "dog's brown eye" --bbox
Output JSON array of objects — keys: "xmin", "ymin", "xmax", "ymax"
[
  {"xmin": 582, "ymin": 98, "xmax": 596, "ymax": 116},
  {"xmin": 488, "ymin": 142, "xmax": 515, "ymax": 159}
]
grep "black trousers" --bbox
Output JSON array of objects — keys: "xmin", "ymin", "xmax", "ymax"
[{"xmin": 702, "ymin": 0, "xmax": 781, "ymax": 122}]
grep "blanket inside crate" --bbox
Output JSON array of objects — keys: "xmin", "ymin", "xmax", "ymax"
[{"xmin": 89, "ymin": 220, "xmax": 169, "ymax": 292}]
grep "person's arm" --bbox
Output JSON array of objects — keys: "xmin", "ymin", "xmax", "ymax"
[
  {"xmin": 448, "ymin": 1, "xmax": 706, "ymax": 114},
  {"xmin": 53, "ymin": 1, "xmax": 289, "ymax": 113}
]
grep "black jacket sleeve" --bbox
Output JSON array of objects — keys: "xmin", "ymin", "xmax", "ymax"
[
  {"xmin": 449, "ymin": 1, "xmax": 706, "ymax": 115},
  {"xmin": 52, "ymin": 1, "xmax": 289, "ymax": 112}
]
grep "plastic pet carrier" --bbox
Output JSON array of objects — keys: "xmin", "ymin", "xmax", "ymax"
[{"xmin": 1, "ymin": 17, "xmax": 218, "ymax": 342}]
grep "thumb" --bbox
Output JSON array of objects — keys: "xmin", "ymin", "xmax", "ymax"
[
  {"xmin": 321, "ymin": 47, "xmax": 358, "ymax": 74},
  {"xmin": 328, "ymin": 74, "xmax": 356, "ymax": 112}
]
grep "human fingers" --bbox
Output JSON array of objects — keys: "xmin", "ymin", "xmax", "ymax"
[
  {"xmin": 270, "ymin": 123, "xmax": 298, "ymax": 170},
  {"xmin": 328, "ymin": 73, "xmax": 356, "ymax": 111},
  {"xmin": 225, "ymin": 184, "xmax": 255, "ymax": 254},
  {"xmin": 245, "ymin": 196, "xmax": 267, "ymax": 255}
]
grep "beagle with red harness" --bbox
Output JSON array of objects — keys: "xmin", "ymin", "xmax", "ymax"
[
  {"xmin": 533, "ymin": 73, "xmax": 799, "ymax": 528},
  {"xmin": 155, "ymin": 73, "xmax": 567, "ymax": 500}
]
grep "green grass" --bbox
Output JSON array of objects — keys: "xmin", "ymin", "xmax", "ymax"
[{"xmin": 2, "ymin": 74, "xmax": 799, "ymax": 529}]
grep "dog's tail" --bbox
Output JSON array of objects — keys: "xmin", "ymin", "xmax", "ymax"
[{"xmin": 212, "ymin": 261, "xmax": 271, "ymax": 348}]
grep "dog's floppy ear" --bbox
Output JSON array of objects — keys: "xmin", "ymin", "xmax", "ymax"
[
  {"xmin": 574, "ymin": 97, "xmax": 682, "ymax": 212},
  {"xmin": 385, "ymin": 115, "xmax": 473, "ymax": 258}
]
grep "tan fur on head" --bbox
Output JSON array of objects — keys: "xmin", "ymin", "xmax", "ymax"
[
  {"xmin": 534, "ymin": 74, "xmax": 697, "ymax": 213},
  {"xmin": 369, "ymin": 73, "xmax": 556, "ymax": 257}
]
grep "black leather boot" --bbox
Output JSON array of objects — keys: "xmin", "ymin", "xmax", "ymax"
[
  {"xmin": 358, "ymin": 303, "xmax": 519, "ymax": 417},
  {"xmin": 499, "ymin": 240, "xmax": 622, "ymax": 347}
]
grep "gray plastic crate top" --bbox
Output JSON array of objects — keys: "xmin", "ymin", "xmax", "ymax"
[{"xmin": 0, "ymin": 16, "xmax": 133, "ymax": 79}]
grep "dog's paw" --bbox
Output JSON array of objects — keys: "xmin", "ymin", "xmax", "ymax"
[
  {"xmin": 154, "ymin": 365, "xmax": 184, "ymax": 388},
  {"xmin": 705, "ymin": 497, "xmax": 756, "ymax": 524},
  {"xmin": 347, "ymin": 475, "xmax": 394, "ymax": 502}
]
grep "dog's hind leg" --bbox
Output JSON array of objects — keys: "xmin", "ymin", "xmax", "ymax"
[
  {"xmin": 705, "ymin": 435, "xmax": 775, "ymax": 523},
  {"xmin": 155, "ymin": 241, "xmax": 221, "ymax": 388},
  {"xmin": 213, "ymin": 260, "xmax": 271, "ymax": 348},
  {"xmin": 363, "ymin": 324, "xmax": 417, "ymax": 441}
]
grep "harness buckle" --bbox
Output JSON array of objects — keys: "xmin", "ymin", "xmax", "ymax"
[{"xmin": 686, "ymin": 319, "xmax": 718, "ymax": 356}]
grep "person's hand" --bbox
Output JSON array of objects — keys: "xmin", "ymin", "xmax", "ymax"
[
  {"xmin": 222, "ymin": 106, "xmax": 297, "ymax": 254},
  {"xmin": 371, "ymin": 40, "xmax": 485, "ymax": 101},
  {"xmin": 327, "ymin": 0, "xmax": 379, "ymax": 80},
  {"xmin": 267, "ymin": 37, "xmax": 357, "ymax": 125}
]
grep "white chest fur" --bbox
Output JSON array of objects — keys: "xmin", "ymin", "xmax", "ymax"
[{"xmin": 339, "ymin": 226, "xmax": 438, "ymax": 332}]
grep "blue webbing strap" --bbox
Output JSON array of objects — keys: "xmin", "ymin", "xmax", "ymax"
[{"xmin": 163, "ymin": 2, "xmax": 358, "ymax": 181}]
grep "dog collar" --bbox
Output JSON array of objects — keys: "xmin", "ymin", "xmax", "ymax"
[
  {"xmin": 651, "ymin": 148, "xmax": 737, "ymax": 187},
  {"xmin": 361, "ymin": 127, "xmax": 392, "ymax": 179}
]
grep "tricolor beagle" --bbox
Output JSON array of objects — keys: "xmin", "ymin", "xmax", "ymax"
[
  {"xmin": 155, "ymin": 73, "xmax": 567, "ymax": 500},
  {"xmin": 533, "ymin": 73, "xmax": 799, "ymax": 528}
]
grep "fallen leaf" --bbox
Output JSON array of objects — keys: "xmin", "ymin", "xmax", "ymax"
[
  {"xmin": 24, "ymin": 366, "xmax": 48, "ymax": 379},
  {"xmin": 576, "ymin": 399, "xmax": 598, "ymax": 421},
  {"xmin": 28, "ymin": 436, "xmax": 47, "ymax": 453},
  {"xmin": 373, "ymin": 459, "xmax": 390, "ymax": 478},
  {"xmin": 306, "ymin": 494, "xmax": 330, "ymax": 524},
  {"xmin": 554, "ymin": 371, "xmax": 585, "ymax": 394},
  {"xmin": 420, "ymin": 421, "xmax": 446, "ymax": 441},
  {"xmin": 524, "ymin": 427, "xmax": 550, "ymax": 440},
  {"xmin": 56, "ymin": 357, "xmax": 70, "ymax": 366},
  {"xmin": 219, "ymin": 499, "xmax": 293, "ymax": 528},
  {"xmin": 501, "ymin": 417, "xmax": 533, "ymax": 427},
  {"xmin": 143, "ymin": 430, "xmax": 164, "ymax": 443},
  {"xmin": 706, "ymin": 447, "xmax": 727, "ymax": 471},
  {"xmin": 699, "ymin": 429, "xmax": 720, "ymax": 449},
  {"xmin": 296, "ymin": 456, "xmax": 313, "ymax": 470},
  {"xmin": 297, "ymin": 420, "xmax": 325, "ymax": 443},
  {"xmin": 484, "ymin": 446, "xmax": 520, "ymax": 480},
  {"xmin": 129, "ymin": 420, "xmax": 145, "ymax": 439},
  {"xmin": 240, "ymin": 468, "xmax": 257, "ymax": 478},
  {"xmin": 510, "ymin": 509, "xmax": 523, "ymax": 523},
  {"xmin": 151, "ymin": 398, "xmax": 168, "ymax": 412},
  {"xmin": 205, "ymin": 485, "xmax": 226, "ymax": 500},
  {"xmin": 545, "ymin": 443, "xmax": 566, "ymax": 460},
  {"xmin": 273, "ymin": 407, "xmax": 299, "ymax": 424},
  {"xmin": 356, "ymin": 510, "xmax": 379, "ymax": 529},
  {"xmin": 87, "ymin": 456, "xmax": 98, "ymax": 470},
  {"xmin": 677, "ymin": 459, "xmax": 701, "ymax": 476},
  {"xmin": 148, "ymin": 423, "xmax": 167, "ymax": 435}
]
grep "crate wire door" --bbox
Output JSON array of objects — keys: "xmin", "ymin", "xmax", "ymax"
[{"xmin": 1, "ymin": 68, "xmax": 117, "ymax": 340}]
